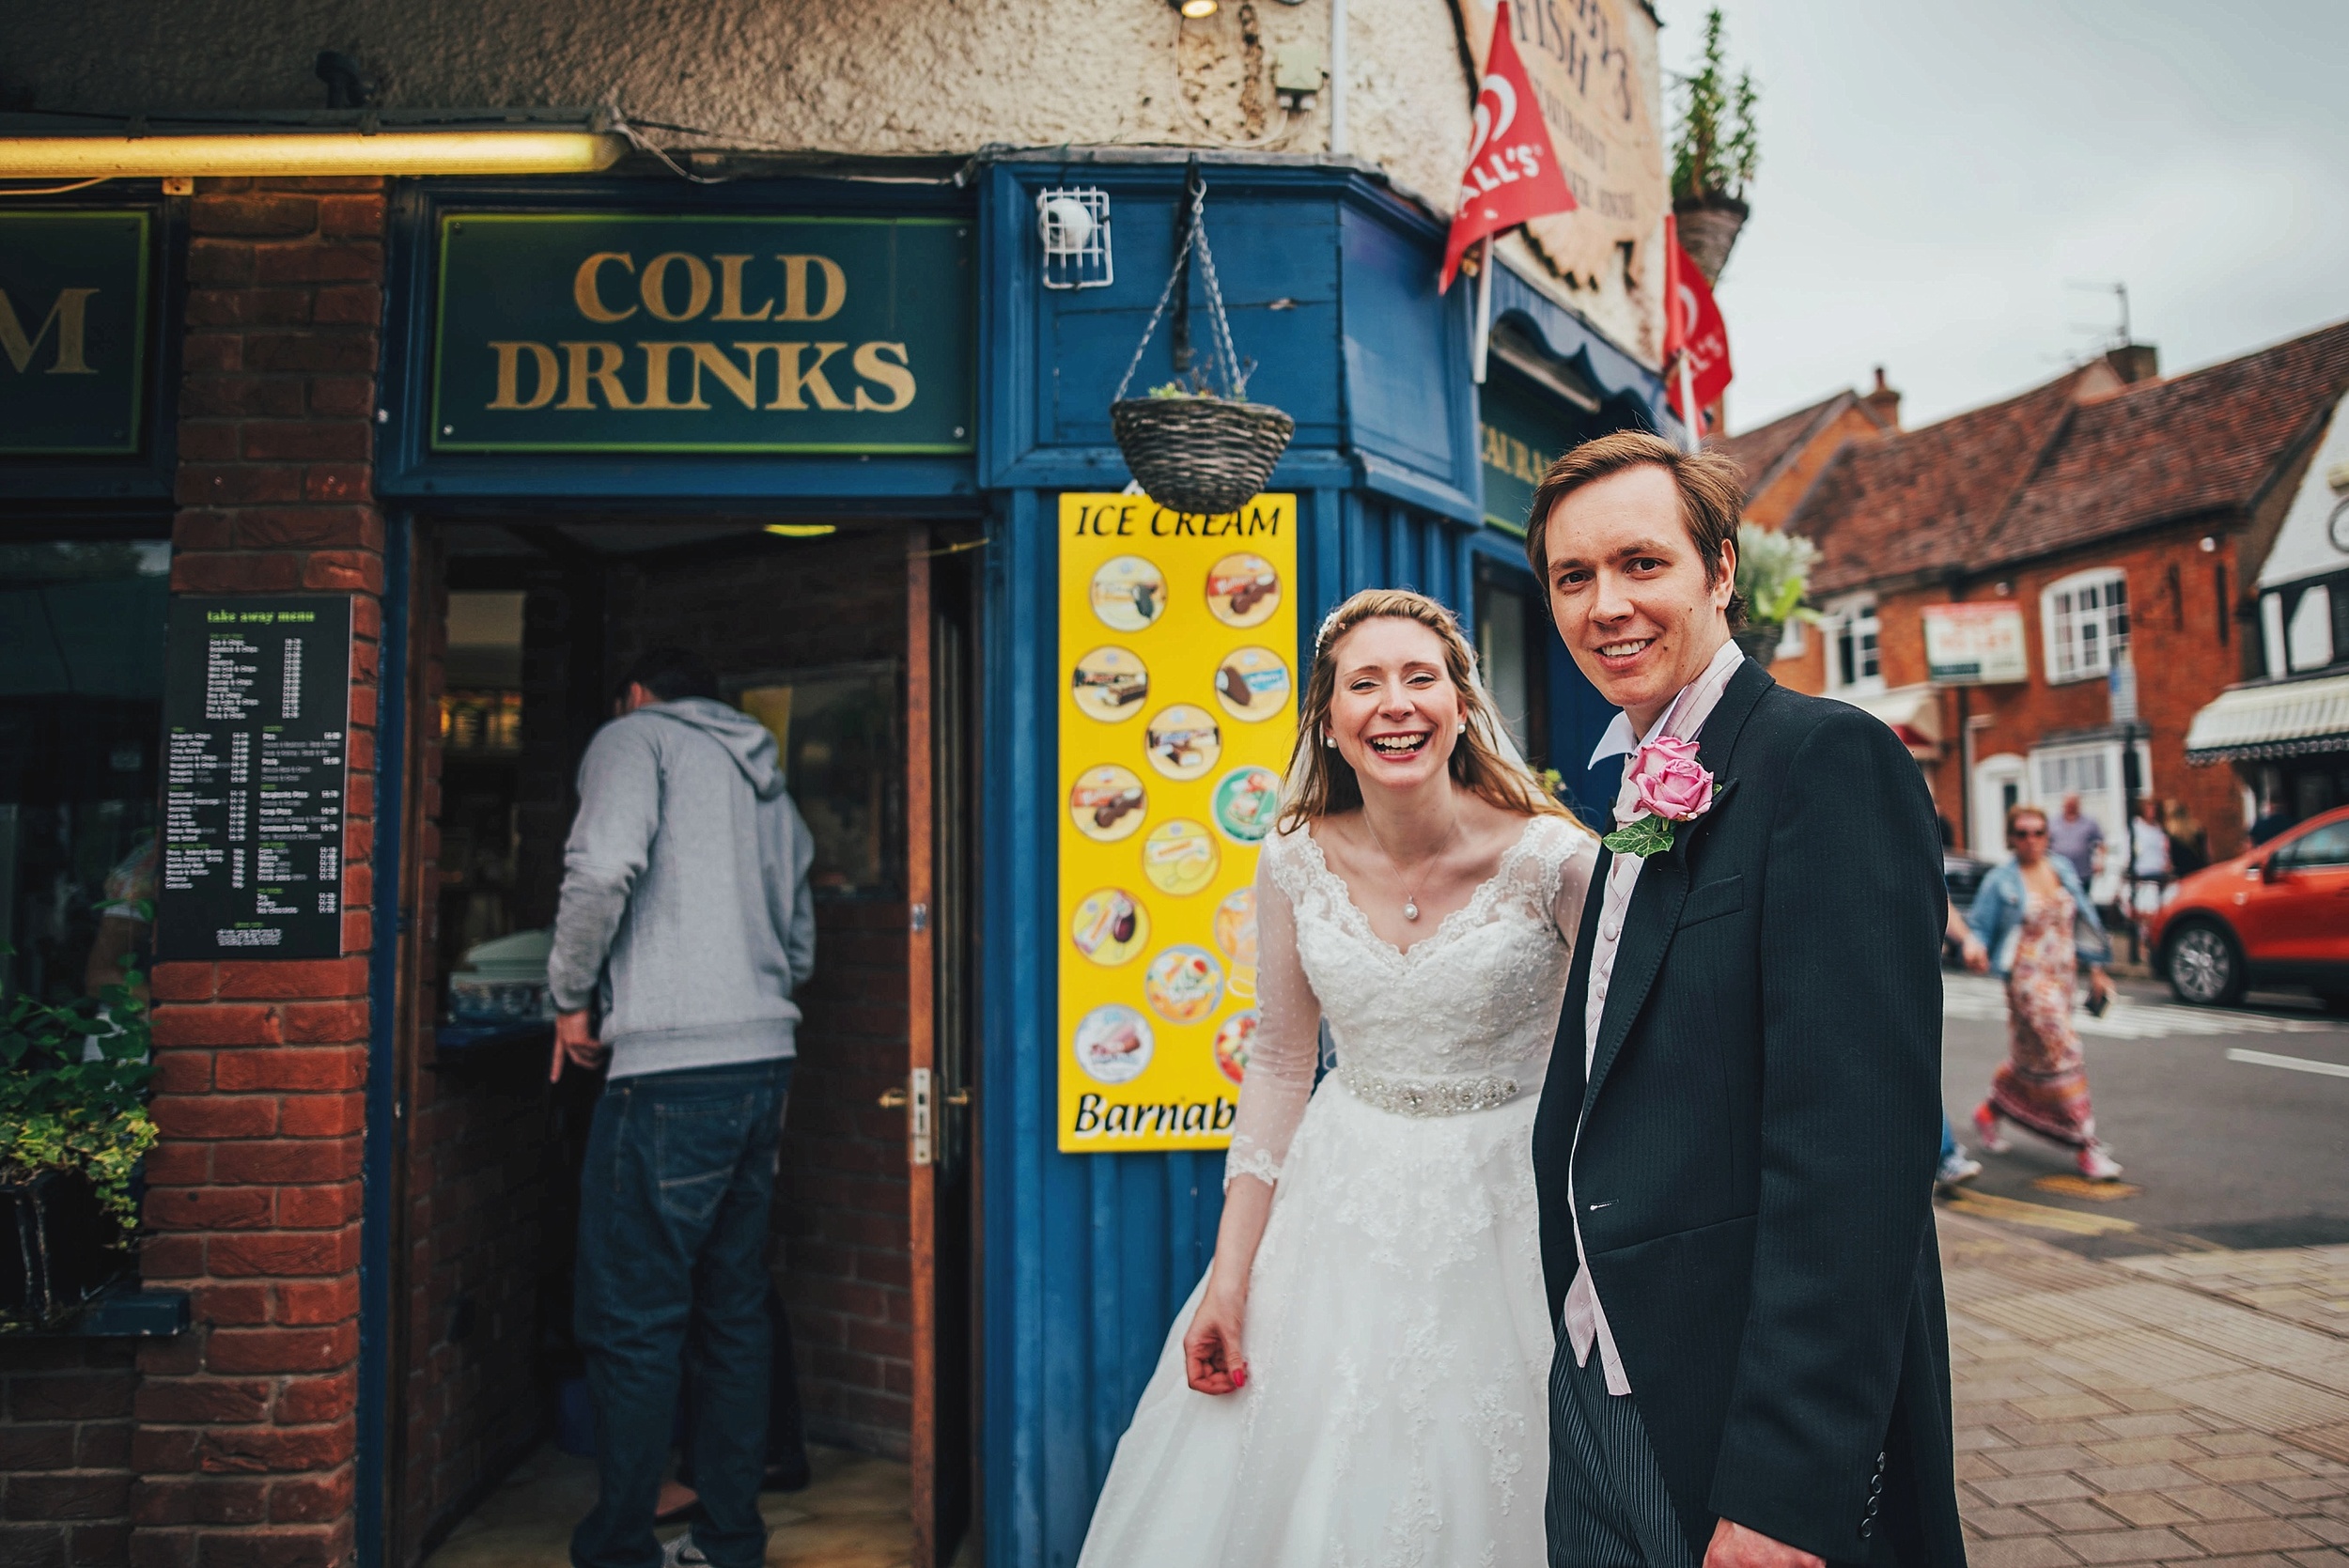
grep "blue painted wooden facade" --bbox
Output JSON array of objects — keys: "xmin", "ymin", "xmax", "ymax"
[{"xmin": 371, "ymin": 156, "xmax": 1668, "ymax": 1568}]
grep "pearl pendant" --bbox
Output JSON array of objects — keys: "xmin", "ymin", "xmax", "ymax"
[{"xmin": 1403, "ymin": 900, "xmax": 1421, "ymax": 922}]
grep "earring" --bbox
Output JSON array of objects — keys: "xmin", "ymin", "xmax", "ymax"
[
  {"xmin": 1459, "ymin": 721, "xmax": 1469, "ymax": 734},
  {"xmin": 1324, "ymin": 734, "xmax": 1336, "ymax": 748}
]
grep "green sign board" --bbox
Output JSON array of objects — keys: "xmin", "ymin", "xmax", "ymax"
[
  {"xmin": 1478, "ymin": 380, "xmax": 1576, "ymax": 537},
  {"xmin": 0, "ymin": 210, "xmax": 152, "ymax": 456},
  {"xmin": 431, "ymin": 213, "xmax": 973, "ymax": 454}
]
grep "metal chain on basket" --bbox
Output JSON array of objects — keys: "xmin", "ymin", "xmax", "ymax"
[{"xmin": 1112, "ymin": 178, "xmax": 1251, "ymax": 404}]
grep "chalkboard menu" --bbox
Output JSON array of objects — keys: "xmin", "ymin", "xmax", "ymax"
[{"xmin": 157, "ymin": 598, "xmax": 352, "ymax": 961}]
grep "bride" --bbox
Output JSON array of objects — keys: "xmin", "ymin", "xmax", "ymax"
[{"xmin": 1080, "ymin": 588, "xmax": 1599, "ymax": 1567}]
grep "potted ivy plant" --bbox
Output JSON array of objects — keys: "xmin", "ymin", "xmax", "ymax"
[
  {"xmin": 1732, "ymin": 521, "xmax": 1824, "ymax": 665},
  {"xmin": 1670, "ymin": 8, "xmax": 1760, "ymax": 285},
  {"xmin": 1, "ymin": 955, "xmax": 157, "ymax": 1327}
]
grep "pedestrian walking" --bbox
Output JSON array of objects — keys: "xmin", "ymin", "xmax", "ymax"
[
  {"xmin": 1938, "ymin": 906, "xmax": 1987, "ymax": 1191},
  {"xmin": 2162, "ymin": 800, "xmax": 2208, "ymax": 877},
  {"xmin": 2127, "ymin": 797, "xmax": 2172, "ymax": 959},
  {"xmin": 2047, "ymin": 790, "xmax": 2104, "ymax": 888},
  {"xmin": 1967, "ymin": 803, "xmax": 2123, "ymax": 1182},
  {"xmin": 548, "ymin": 646, "xmax": 818, "ymax": 1568}
]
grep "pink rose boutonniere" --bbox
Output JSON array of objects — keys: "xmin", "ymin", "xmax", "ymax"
[{"xmin": 1602, "ymin": 735, "xmax": 1719, "ymax": 858}]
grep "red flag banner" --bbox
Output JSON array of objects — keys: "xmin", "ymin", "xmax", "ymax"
[
  {"xmin": 1440, "ymin": 0, "xmax": 1579, "ymax": 292},
  {"xmin": 1664, "ymin": 214, "xmax": 1733, "ymax": 430}
]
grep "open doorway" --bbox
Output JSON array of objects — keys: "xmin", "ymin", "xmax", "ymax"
[{"xmin": 392, "ymin": 520, "xmax": 979, "ymax": 1568}]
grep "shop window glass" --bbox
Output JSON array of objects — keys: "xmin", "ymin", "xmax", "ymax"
[
  {"xmin": 731, "ymin": 662, "xmax": 900, "ymax": 897},
  {"xmin": 437, "ymin": 592, "xmax": 528, "ymax": 984},
  {"xmin": 1473, "ymin": 573, "xmax": 1547, "ymax": 769},
  {"xmin": 2285, "ymin": 582, "xmax": 2334, "ymax": 673},
  {"xmin": 2042, "ymin": 568, "xmax": 2130, "ymax": 684},
  {"xmin": 0, "ymin": 539, "xmax": 170, "ymax": 1001}
]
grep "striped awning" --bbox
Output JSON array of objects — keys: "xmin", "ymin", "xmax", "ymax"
[{"xmin": 2185, "ymin": 673, "xmax": 2349, "ymax": 762}]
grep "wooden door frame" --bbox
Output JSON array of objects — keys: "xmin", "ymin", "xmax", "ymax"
[{"xmin": 906, "ymin": 536, "xmax": 943, "ymax": 1566}]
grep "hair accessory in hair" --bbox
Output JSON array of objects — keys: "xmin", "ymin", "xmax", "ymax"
[{"xmin": 1315, "ymin": 606, "xmax": 1348, "ymax": 651}]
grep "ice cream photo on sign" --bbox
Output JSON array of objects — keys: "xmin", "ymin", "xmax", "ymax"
[
  {"xmin": 1071, "ymin": 887, "xmax": 1150, "ymax": 967},
  {"xmin": 1143, "ymin": 705, "xmax": 1221, "ymax": 781},
  {"xmin": 1213, "ymin": 645, "xmax": 1291, "ymax": 721},
  {"xmin": 1090, "ymin": 555, "xmax": 1166, "ymax": 631},
  {"xmin": 1069, "ymin": 764, "xmax": 1146, "ymax": 842},
  {"xmin": 1072, "ymin": 645, "xmax": 1148, "ymax": 721},
  {"xmin": 1206, "ymin": 552, "xmax": 1281, "ymax": 628}
]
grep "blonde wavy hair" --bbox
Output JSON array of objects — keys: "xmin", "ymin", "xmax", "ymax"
[{"xmin": 1278, "ymin": 588, "xmax": 1579, "ymax": 831}]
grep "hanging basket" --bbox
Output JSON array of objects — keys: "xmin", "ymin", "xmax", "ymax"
[
  {"xmin": 1731, "ymin": 624, "xmax": 1781, "ymax": 666},
  {"xmin": 1672, "ymin": 190, "xmax": 1750, "ymax": 286},
  {"xmin": 1111, "ymin": 398, "xmax": 1295, "ymax": 517},
  {"xmin": 1109, "ymin": 169, "xmax": 1295, "ymax": 515}
]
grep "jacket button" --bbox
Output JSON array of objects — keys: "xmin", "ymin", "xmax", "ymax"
[{"xmin": 1859, "ymin": 1521, "xmax": 1874, "ymax": 1540}]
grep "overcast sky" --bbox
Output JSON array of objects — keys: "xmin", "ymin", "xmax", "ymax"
[{"xmin": 1657, "ymin": 0, "xmax": 2349, "ymax": 432}]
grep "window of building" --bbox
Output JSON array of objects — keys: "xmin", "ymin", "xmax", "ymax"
[
  {"xmin": 2285, "ymin": 582, "xmax": 2335, "ymax": 673},
  {"xmin": 1473, "ymin": 565, "xmax": 1549, "ymax": 771},
  {"xmin": 2042, "ymin": 568, "xmax": 2129, "ymax": 684},
  {"xmin": 0, "ymin": 538, "xmax": 171, "ymax": 1002},
  {"xmin": 1827, "ymin": 598, "xmax": 1880, "ymax": 693}
]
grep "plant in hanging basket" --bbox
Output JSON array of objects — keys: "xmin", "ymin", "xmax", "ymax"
[
  {"xmin": 1730, "ymin": 520, "xmax": 1824, "ymax": 667},
  {"xmin": 1669, "ymin": 7, "xmax": 1760, "ymax": 286},
  {"xmin": 1109, "ymin": 179, "xmax": 1296, "ymax": 517}
]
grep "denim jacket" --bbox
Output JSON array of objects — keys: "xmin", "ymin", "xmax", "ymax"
[{"xmin": 1966, "ymin": 855, "xmax": 2110, "ymax": 978}]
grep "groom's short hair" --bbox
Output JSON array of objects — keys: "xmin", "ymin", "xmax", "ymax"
[{"xmin": 1525, "ymin": 430, "xmax": 1750, "ymax": 629}]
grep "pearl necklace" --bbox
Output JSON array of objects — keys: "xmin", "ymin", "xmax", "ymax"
[{"xmin": 1360, "ymin": 807, "xmax": 1460, "ymax": 923}]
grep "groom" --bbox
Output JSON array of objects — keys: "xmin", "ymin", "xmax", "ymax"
[{"xmin": 1526, "ymin": 431, "xmax": 1963, "ymax": 1568}]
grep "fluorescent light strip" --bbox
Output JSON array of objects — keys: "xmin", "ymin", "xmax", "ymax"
[{"xmin": 0, "ymin": 131, "xmax": 627, "ymax": 179}]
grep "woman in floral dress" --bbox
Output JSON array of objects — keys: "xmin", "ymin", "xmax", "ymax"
[{"xmin": 1965, "ymin": 803, "xmax": 2122, "ymax": 1180}]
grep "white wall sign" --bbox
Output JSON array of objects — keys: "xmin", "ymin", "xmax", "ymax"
[{"xmin": 1922, "ymin": 602, "xmax": 2028, "ymax": 685}]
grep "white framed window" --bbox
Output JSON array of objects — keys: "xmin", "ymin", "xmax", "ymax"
[
  {"xmin": 2286, "ymin": 582, "xmax": 2335, "ymax": 673},
  {"xmin": 2041, "ymin": 568, "xmax": 2130, "ymax": 684},
  {"xmin": 1826, "ymin": 598, "xmax": 1881, "ymax": 694}
]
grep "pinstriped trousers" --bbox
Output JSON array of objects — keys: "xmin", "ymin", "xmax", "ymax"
[{"xmin": 1546, "ymin": 1333, "xmax": 1700, "ymax": 1568}]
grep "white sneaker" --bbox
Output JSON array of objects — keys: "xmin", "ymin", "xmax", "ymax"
[
  {"xmin": 2077, "ymin": 1145, "xmax": 2123, "ymax": 1182},
  {"xmin": 661, "ymin": 1532, "xmax": 709, "ymax": 1568},
  {"xmin": 1936, "ymin": 1152, "xmax": 1983, "ymax": 1190}
]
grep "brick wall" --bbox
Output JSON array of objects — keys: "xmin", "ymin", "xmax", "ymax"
[
  {"xmin": 0, "ymin": 1342, "xmax": 139, "ymax": 1568},
  {"xmin": 137, "ymin": 175, "xmax": 388, "ymax": 1568},
  {"xmin": 1776, "ymin": 528, "xmax": 2248, "ymax": 862},
  {"xmin": 1742, "ymin": 401, "xmax": 1887, "ymax": 531}
]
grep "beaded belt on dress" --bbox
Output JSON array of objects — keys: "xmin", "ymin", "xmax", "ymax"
[{"xmin": 1338, "ymin": 1064, "xmax": 1523, "ymax": 1117}]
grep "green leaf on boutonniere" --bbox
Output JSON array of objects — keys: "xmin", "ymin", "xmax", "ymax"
[{"xmin": 1601, "ymin": 813, "xmax": 1678, "ymax": 859}]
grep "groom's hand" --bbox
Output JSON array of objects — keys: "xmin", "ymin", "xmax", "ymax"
[{"xmin": 1704, "ymin": 1518, "xmax": 1825, "ymax": 1568}]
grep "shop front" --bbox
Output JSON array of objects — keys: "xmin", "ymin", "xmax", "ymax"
[{"xmin": 3, "ymin": 156, "xmax": 1668, "ymax": 1568}]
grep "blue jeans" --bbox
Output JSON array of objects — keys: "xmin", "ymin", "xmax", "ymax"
[
  {"xmin": 1939, "ymin": 1113, "xmax": 1959, "ymax": 1166},
  {"xmin": 571, "ymin": 1057, "xmax": 794, "ymax": 1568}
]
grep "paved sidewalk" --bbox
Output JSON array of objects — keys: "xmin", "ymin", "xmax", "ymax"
[{"xmin": 1941, "ymin": 1211, "xmax": 2349, "ymax": 1567}]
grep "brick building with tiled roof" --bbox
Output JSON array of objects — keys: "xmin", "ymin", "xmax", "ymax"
[{"xmin": 1759, "ymin": 321, "xmax": 2349, "ymax": 869}]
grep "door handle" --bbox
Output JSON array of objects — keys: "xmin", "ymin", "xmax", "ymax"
[
  {"xmin": 945, "ymin": 1087, "xmax": 972, "ymax": 1108},
  {"xmin": 878, "ymin": 1087, "xmax": 910, "ymax": 1109},
  {"xmin": 879, "ymin": 1071, "xmax": 935, "ymax": 1165}
]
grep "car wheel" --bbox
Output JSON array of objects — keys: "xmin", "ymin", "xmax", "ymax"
[{"xmin": 2165, "ymin": 921, "xmax": 2244, "ymax": 1007}]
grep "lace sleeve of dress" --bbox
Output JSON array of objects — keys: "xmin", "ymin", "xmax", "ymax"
[
  {"xmin": 1222, "ymin": 833, "xmax": 1324, "ymax": 1192},
  {"xmin": 1548, "ymin": 822, "xmax": 1602, "ymax": 953}
]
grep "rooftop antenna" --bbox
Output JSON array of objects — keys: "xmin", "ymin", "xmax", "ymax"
[{"xmin": 2064, "ymin": 279, "xmax": 2130, "ymax": 349}]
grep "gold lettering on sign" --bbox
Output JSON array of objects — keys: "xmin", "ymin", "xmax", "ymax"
[
  {"xmin": 573, "ymin": 254, "xmax": 638, "ymax": 322},
  {"xmin": 692, "ymin": 344, "xmax": 761, "ymax": 409},
  {"xmin": 558, "ymin": 341, "xmax": 638, "ymax": 410},
  {"xmin": 488, "ymin": 341, "xmax": 560, "ymax": 410},
  {"xmin": 636, "ymin": 342, "xmax": 711, "ymax": 411},
  {"xmin": 712, "ymin": 256, "xmax": 773, "ymax": 321},
  {"xmin": 776, "ymin": 256, "xmax": 847, "ymax": 322},
  {"xmin": 639, "ymin": 253, "xmax": 713, "ymax": 323},
  {"xmin": 0, "ymin": 287, "xmax": 99, "ymax": 374},
  {"xmin": 851, "ymin": 341, "xmax": 915, "ymax": 411},
  {"xmin": 765, "ymin": 342, "xmax": 851, "ymax": 411}
]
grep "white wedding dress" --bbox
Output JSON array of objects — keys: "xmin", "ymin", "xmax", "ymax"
[{"xmin": 1079, "ymin": 812, "xmax": 1598, "ymax": 1568}]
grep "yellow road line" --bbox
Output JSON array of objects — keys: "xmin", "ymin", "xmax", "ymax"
[{"xmin": 1944, "ymin": 1189, "xmax": 2139, "ymax": 1235}]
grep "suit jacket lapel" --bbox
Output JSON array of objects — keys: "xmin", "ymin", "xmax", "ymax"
[
  {"xmin": 1549, "ymin": 837, "xmax": 1612, "ymax": 1110},
  {"xmin": 1580, "ymin": 659, "xmax": 1775, "ymax": 1123}
]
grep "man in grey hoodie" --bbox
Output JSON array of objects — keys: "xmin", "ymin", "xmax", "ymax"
[{"xmin": 549, "ymin": 646, "xmax": 816, "ymax": 1568}]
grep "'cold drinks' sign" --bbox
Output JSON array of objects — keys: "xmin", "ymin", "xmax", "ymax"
[{"xmin": 430, "ymin": 213, "xmax": 973, "ymax": 454}]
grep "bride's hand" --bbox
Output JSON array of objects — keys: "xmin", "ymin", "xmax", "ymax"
[{"xmin": 1183, "ymin": 1283, "xmax": 1249, "ymax": 1395}]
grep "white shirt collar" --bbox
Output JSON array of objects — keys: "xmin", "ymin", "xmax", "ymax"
[{"xmin": 1586, "ymin": 637, "xmax": 1746, "ymax": 770}]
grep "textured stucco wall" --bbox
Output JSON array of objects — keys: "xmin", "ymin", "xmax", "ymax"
[{"xmin": 7, "ymin": 0, "xmax": 1657, "ymax": 360}]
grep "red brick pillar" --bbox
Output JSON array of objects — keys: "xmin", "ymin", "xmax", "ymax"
[{"xmin": 136, "ymin": 177, "xmax": 389, "ymax": 1568}]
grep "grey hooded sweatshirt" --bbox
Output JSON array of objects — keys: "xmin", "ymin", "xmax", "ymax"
[{"xmin": 547, "ymin": 697, "xmax": 817, "ymax": 1079}]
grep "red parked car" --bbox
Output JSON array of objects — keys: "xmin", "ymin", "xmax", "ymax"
[{"xmin": 2149, "ymin": 803, "xmax": 2349, "ymax": 1008}]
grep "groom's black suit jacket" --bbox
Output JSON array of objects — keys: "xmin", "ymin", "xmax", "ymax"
[{"xmin": 1532, "ymin": 658, "xmax": 1966, "ymax": 1568}]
